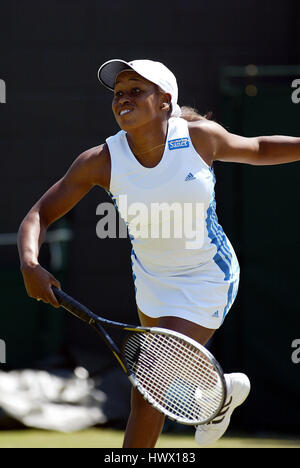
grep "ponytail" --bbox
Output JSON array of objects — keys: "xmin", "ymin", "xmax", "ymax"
[{"xmin": 179, "ymin": 106, "xmax": 213, "ymax": 122}]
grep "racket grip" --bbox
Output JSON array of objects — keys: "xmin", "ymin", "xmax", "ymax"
[{"xmin": 51, "ymin": 286, "xmax": 99, "ymax": 324}]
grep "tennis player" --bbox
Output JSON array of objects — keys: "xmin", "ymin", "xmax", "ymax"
[{"xmin": 18, "ymin": 59, "xmax": 300, "ymax": 448}]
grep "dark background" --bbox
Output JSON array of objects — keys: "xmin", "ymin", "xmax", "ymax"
[{"xmin": 0, "ymin": 0, "xmax": 300, "ymax": 436}]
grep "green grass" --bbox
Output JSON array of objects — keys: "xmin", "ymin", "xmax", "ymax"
[{"xmin": 0, "ymin": 428, "xmax": 299, "ymax": 448}]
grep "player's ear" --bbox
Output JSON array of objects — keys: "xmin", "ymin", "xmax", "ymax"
[{"xmin": 160, "ymin": 92, "xmax": 171, "ymax": 112}]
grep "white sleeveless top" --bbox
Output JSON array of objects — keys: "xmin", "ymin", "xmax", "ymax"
[{"xmin": 106, "ymin": 117, "xmax": 239, "ymax": 327}]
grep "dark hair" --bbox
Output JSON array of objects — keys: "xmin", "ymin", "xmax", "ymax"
[{"xmin": 179, "ymin": 106, "xmax": 213, "ymax": 122}]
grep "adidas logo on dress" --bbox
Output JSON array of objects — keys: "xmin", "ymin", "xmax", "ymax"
[{"xmin": 185, "ymin": 173, "xmax": 196, "ymax": 181}]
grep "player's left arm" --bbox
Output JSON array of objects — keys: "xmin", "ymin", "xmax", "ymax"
[{"xmin": 192, "ymin": 120, "xmax": 300, "ymax": 166}]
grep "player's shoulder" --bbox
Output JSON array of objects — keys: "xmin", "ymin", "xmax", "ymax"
[
  {"xmin": 73, "ymin": 143, "xmax": 111, "ymax": 190},
  {"xmin": 77, "ymin": 143, "xmax": 110, "ymax": 164},
  {"xmin": 187, "ymin": 119, "xmax": 231, "ymax": 165},
  {"xmin": 187, "ymin": 120, "xmax": 223, "ymax": 165},
  {"xmin": 188, "ymin": 119, "xmax": 223, "ymax": 139}
]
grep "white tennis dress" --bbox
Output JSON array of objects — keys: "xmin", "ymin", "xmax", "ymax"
[{"xmin": 106, "ymin": 117, "xmax": 240, "ymax": 328}]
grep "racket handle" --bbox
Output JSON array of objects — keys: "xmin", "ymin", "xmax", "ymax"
[{"xmin": 51, "ymin": 286, "xmax": 99, "ymax": 325}]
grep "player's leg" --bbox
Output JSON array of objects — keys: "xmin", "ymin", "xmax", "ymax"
[
  {"xmin": 123, "ymin": 311, "xmax": 164, "ymax": 448},
  {"xmin": 157, "ymin": 315, "xmax": 216, "ymax": 345},
  {"xmin": 122, "ymin": 386, "xmax": 166, "ymax": 448},
  {"xmin": 122, "ymin": 310, "xmax": 216, "ymax": 448}
]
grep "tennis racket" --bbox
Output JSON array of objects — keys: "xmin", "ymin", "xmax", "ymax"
[{"xmin": 51, "ymin": 286, "xmax": 227, "ymax": 426}]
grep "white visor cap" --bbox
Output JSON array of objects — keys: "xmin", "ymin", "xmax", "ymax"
[{"xmin": 98, "ymin": 59, "xmax": 181, "ymax": 118}]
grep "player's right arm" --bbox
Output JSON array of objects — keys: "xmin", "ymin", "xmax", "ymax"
[{"xmin": 17, "ymin": 144, "xmax": 111, "ymax": 307}]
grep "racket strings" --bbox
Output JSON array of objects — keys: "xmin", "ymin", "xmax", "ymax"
[
  {"xmin": 125, "ymin": 333, "xmax": 216, "ymax": 382},
  {"xmin": 123, "ymin": 332, "xmax": 224, "ymax": 424},
  {"xmin": 128, "ymin": 338, "xmax": 216, "ymax": 406},
  {"xmin": 125, "ymin": 334, "xmax": 216, "ymax": 395},
  {"xmin": 144, "ymin": 338, "xmax": 220, "ymax": 415},
  {"xmin": 125, "ymin": 334, "xmax": 218, "ymax": 421}
]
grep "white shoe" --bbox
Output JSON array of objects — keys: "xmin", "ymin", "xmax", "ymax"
[{"xmin": 195, "ymin": 373, "xmax": 250, "ymax": 447}]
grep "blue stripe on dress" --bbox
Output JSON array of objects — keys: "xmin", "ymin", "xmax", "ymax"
[
  {"xmin": 222, "ymin": 282, "xmax": 234, "ymax": 322},
  {"xmin": 206, "ymin": 168, "xmax": 238, "ymax": 320},
  {"xmin": 206, "ymin": 199, "xmax": 233, "ymax": 281},
  {"xmin": 206, "ymin": 167, "xmax": 234, "ymax": 281}
]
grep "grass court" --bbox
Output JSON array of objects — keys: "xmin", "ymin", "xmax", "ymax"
[{"xmin": 0, "ymin": 428, "xmax": 299, "ymax": 448}]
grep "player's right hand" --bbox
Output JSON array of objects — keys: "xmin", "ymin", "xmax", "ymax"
[{"xmin": 20, "ymin": 263, "xmax": 61, "ymax": 308}]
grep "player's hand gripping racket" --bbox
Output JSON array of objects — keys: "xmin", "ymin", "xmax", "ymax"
[{"xmin": 51, "ymin": 286, "xmax": 226, "ymax": 426}]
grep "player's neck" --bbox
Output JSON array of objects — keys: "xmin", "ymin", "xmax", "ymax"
[{"xmin": 126, "ymin": 119, "xmax": 168, "ymax": 166}]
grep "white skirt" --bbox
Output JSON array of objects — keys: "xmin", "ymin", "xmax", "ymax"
[{"xmin": 131, "ymin": 251, "xmax": 240, "ymax": 330}]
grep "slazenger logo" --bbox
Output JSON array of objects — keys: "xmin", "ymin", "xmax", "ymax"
[{"xmin": 168, "ymin": 138, "xmax": 189, "ymax": 150}]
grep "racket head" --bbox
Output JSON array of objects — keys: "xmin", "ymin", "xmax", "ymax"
[{"xmin": 122, "ymin": 327, "xmax": 227, "ymax": 425}]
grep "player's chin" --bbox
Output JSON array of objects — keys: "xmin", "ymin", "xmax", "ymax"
[{"xmin": 116, "ymin": 114, "xmax": 138, "ymax": 131}]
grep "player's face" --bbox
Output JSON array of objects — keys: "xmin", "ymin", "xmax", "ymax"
[{"xmin": 112, "ymin": 70, "xmax": 163, "ymax": 131}]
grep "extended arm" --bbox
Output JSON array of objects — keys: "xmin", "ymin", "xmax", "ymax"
[
  {"xmin": 18, "ymin": 144, "xmax": 110, "ymax": 306},
  {"xmin": 190, "ymin": 120, "xmax": 300, "ymax": 166}
]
